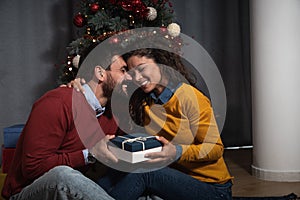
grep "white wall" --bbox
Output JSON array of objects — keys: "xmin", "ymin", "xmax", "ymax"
[{"xmin": 250, "ymin": 0, "xmax": 300, "ymax": 181}]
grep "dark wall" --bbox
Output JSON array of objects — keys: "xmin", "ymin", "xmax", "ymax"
[
  {"xmin": 0, "ymin": 0, "xmax": 252, "ymax": 162},
  {"xmin": 172, "ymin": 0, "xmax": 252, "ymax": 147}
]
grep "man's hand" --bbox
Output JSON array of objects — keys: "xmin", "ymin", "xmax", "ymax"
[
  {"xmin": 90, "ymin": 135, "xmax": 118, "ymax": 164},
  {"xmin": 144, "ymin": 136, "xmax": 176, "ymax": 165}
]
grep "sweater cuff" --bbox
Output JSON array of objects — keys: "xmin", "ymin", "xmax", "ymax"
[
  {"xmin": 82, "ymin": 149, "xmax": 89, "ymax": 165},
  {"xmin": 175, "ymin": 145, "xmax": 182, "ymax": 161}
]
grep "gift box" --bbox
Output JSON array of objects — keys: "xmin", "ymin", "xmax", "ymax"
[
  {"xmin": 108, "ymin": 134, "xmax": 162, "ymax": 163},
  {"xmin": 1, "ymin": 146, "xmax": 16, "ymax": 173},
  {"xmin": 3, "ymin": 124, "xmax": 24, "ymax": 148}
]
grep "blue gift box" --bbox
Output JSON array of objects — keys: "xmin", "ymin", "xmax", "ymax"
[
  {"xmin": 109, "ymin": 134, "xmax": 162, "ymax": 152},
  {"xmin": 108, "ymin": 134, "xmax": 163, "ymax": 163},
  {"xmin": 3, "ymin": 124, "xmax": 24, "ymax": 148}
]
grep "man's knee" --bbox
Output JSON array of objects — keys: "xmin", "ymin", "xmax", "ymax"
[{"xmin": 47, "ymin": 165, "xmax": 79, "ymax": 182}]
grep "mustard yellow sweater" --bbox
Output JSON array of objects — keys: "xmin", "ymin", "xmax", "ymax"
[{"xmin": 144, "ymin": 83, "xmax": 233, "ymax": 184}]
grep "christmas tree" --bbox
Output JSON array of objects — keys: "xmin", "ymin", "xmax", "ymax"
[{"xmin": 57, "ymin": 0, "xmax": 181, "ymax": 84}]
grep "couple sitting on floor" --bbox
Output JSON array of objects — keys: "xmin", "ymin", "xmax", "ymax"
[{"xmin": 2, "ymin": 47, "xmax": 233, "ymax": 200}]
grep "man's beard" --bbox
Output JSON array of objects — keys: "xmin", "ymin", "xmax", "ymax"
[{"xmin": 102, "ymin": 72, "xmax": 116, "ymax": 98}]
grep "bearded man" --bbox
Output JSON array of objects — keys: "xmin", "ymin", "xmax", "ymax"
[{"xmin": 2, "ymin": 55, "xmax": 129, "ymax": 200}]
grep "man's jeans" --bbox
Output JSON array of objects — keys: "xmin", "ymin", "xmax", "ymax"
[
  {"xmin": 10, "ymin": 166, "xmax": 114, "ymax": 200},
  {"xmin": 98, "ymin": 167, "xmax": 232, "ymax": 200}
]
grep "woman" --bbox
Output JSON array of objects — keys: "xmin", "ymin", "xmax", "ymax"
[{"xmin": 97, "ymin": 48, "xmax": 233, "ymax": 200}]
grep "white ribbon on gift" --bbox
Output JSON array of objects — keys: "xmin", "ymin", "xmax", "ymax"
[{"xmin": 119, "ymin": 135, "xmax": 156, "ymax": 151}]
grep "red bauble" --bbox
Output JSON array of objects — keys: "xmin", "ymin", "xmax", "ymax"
[
  {"xmin": 121, "ymin": 2, "xmax": 133, "ymax": 11},
  {"xmin": 121, "ymin": 0, "xmax": 141, "ymax": 11},
  {"xmin": 121, "ymin": 0, "xmax": 147, "ymax": 18},
  {"xmin": 90, "ymin": 3, "xmax": 100, "ymax": 13},
  {"xmin": 73, "ymin": 13, "xmax": 85, "ymax": 27},
  {"xmin": 132, "ymin": 0, "xmax": 142, "ymax": 4}
]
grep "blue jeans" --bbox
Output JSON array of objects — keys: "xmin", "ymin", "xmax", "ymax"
[
  {"xmin": 10, "ymin": 166, "xmax": 114, "ymax": 200},
  {"xmin": 98, "ymin": 167, "xmax": 232, "ymax": 200}
]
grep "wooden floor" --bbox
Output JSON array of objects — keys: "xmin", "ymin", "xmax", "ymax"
[{"xmin": 224, "ymin": 148, "xmax": 300, "ymax": 197}]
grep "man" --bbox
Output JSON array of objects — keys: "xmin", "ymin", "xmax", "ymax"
[{"xmin": 1, "ymin": 55, "xmax": 128, "ymax": 200}]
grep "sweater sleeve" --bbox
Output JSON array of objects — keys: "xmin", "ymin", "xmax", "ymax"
[
  {"xmin": 21, "ymin": 93, "xmax": 85, "ymax": 180},
  {"xmin": 178, "ymin": 88, "xmax": 224, "ymax": 163}
]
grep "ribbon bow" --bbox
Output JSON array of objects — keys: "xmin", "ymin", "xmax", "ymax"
[{"xmin": 119, "ymin": 135, "xmax": 156, "ymax": 151}]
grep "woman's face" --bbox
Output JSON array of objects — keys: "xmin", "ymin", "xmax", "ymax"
[{"xmin": 127, "ymin": 55, "xmax": 166, "ymax": 94}]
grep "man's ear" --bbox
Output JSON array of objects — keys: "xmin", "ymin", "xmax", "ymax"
[{"xmin": 94, "ymin": 66, "xmax": 105, "ymax": 82}]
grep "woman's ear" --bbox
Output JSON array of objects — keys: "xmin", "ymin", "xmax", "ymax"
[{"xmin": 94, "ymin": 66, "xmax": 105, "ymax": 82}]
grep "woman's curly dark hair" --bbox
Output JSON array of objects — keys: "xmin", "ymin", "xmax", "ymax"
[{"xmin": 123, "ymin": 48, "xmax": 196, "ymax": 126}]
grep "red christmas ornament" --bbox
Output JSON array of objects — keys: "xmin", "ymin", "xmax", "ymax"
[
  {"xmin": 135, "ymin": 1, "xmax": 147, "ymax": 18},
  {"xmin": 132, "ymin": 0, "xmax": 142, "ymax": 4},
  {"xmin": 121, "ymin": 2, "xmax": 133, "ymax": 11},
  {"xmin": 73, "ymin": 13, "xmax": 85, "ymax": 27},
  {"xmin": 120, "ymin": 0, "xmax": 147, "ymax": 18},
  {"xmin": 90, "ymin": 3, "xmax": 100, "ymax": 13}
]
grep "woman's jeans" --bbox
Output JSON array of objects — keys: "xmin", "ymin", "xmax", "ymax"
[
  {"xmin": 10, "ymin": 166, "xmax": 114, "ymax": 200},
  {"xmin": 98, "ymin": 167, "xmax": 232, "ymax": 200}
]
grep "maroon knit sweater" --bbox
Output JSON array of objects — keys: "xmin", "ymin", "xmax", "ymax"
[{"xmin": 2, "ymin": 87, "xmax": 118, "ymax": 199}]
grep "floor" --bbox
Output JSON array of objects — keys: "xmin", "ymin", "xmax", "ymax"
[
  {"xmin": 0, "ymin": 148, "xmax": 299, "ymax": 199},
  {"xmin": 224, "ymin": 148, "xmax": 300, "ymax": 197}
]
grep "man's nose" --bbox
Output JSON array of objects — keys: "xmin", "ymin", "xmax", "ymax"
[{"xmin": 124, "ymin": 72, "xmax": 132, "ymax": 81}]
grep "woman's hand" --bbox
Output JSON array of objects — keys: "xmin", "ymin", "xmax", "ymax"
[
  {"xmin": 144, "ymin": 136, "xmax": 177, "ymax": 165},
  {"xmin": 67, "ymin": 78, "xmax": 86, "ymax": 93}
]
